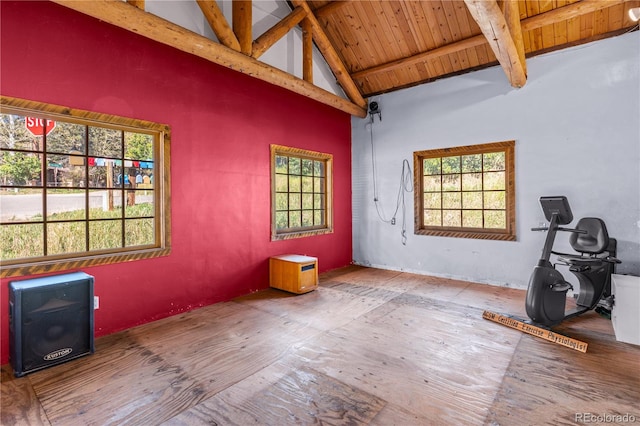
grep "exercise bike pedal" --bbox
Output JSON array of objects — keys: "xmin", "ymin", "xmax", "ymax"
[{"xmin": 550, "ymin": 281, "xmax": 572, "ymax": 292}]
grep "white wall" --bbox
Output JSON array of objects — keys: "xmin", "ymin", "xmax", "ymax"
[
  {"xmin": 145, "ymin": 0, "xmax": 344, "ymax": 96},
  {"xmin": 352, "ymin": 32, "xmax": 640, "ymax": 289}
]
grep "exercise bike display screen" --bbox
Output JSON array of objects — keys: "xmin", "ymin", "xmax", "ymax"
[{"xmin": 540, "ymin": 196, "xmax": 573, "ymax": 225}]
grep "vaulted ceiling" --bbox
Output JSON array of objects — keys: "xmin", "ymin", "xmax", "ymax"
[
  {"xmin": 52, "ymin": 0, "xmax": 639, "ymax": 117},
  {"xmin": 310, "ymin": 0, "xmax": 640, "ymax": 97}
]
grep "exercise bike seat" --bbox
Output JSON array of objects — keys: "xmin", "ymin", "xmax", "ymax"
[
  {"xmin": 557, "ymin": 255, "xmax": 603, "ymax": 266},
  {"xmin": 557, "ymin": 256, "xmax": 604, "ymax": 273}
]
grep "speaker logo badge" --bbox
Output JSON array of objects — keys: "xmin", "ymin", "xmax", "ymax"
[{"xmin": 44, "ymin": 348, "xmax": 73, "ymax": 361}]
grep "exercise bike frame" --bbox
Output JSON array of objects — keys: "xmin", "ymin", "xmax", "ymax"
[{"xmin": 525, "ymin": 201, "xmax": 619, "ymax": 327}]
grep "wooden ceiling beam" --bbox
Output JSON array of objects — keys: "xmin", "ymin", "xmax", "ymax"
[
  {"xmin": 290, "ymin": 0, "xmax": 367, "ymax": 110},
  {"xmin": 51, "ymin": 0, "xmax": 366, "ymax": 118},
  {"xmin": 251, "ymin": 6, "xmax": 307, "ymax": 59},
  {"xmin": 233, "ymin": 0, "xmax": 252, "ymax": 55},
  {"xmin": 520, "ymin": 0, "xmax": 619, "ymax": 30},
  {"xmin": 464, "ymin": 0, "xmax": 527, "ymax": 88},
  {"xmin": 351, "ymin": 34, "xmax": 487, "ymax": 80},
  {"xmin": 352, "ymin": 0, "xmax": 619, "ymax": 81},
  {"xmin": 302, "ymin": 18, "xmax": 314, "ymax": 83},
  {"xmin": 126, "ymin": 0, "xmax": 144, "ymax": 10},
  {"xmin": 313, "ymin": 1, "xmax": 349, "ymax": 19},
  {"xmin": 503, "ymin": 0, "xmax": 526, "ymax": 77},
  {"xmin": 196, "ymin": 0, "xmax": 241, "ymax": 52}
]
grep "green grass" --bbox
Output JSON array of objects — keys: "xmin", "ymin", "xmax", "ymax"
[
  {"xmin": 0, "ymin": 203, "xmax": 154, "ymax": 260},
  {"xmin": 422, "ymin": 172, "xmax": 507, "ymax": 229}
]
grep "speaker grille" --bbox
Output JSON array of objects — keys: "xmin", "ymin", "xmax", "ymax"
[{"xmin": 9, "ymin": 272, "xmax": 95, "ymax": 377}]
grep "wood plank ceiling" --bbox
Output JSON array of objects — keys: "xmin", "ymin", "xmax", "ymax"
[
  {"xmin": 51, "ymin": 1, "xmax": 640, "ymax": 116},
  {"xmin": 309, "ymin": 0, "xmax": 640, "ymax": 97}
]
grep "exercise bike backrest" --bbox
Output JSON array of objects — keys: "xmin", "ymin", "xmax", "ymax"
[{"xmin": 568, "ymin": 218, "xmax": 609, "ymax": 255}]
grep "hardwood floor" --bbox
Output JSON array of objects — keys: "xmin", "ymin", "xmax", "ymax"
[{"xmin": 2, "ymin": 266, "xmax": 639, "ymax": 425}]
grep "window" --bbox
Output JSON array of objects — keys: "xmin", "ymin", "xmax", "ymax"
[
  {"xmin": 0, "ymin": 96, "xmax": 171, "ymax": 278},
  {"xmin": 413, "ymin": 140, "xmax": 515, "ymax": 241},
  {"xmin": 271, "ymin": 144, "xmax": 332, "ymax": 240}
]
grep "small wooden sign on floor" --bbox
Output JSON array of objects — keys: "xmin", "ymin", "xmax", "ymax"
[{"xmin": 482, "ymin": 310, "xmax": 588, "ymax": 353}]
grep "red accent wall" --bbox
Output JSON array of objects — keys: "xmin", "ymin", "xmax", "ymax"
[{"xmin": 0, "ymin": 1, "xmax": 352, "ymax": 365}]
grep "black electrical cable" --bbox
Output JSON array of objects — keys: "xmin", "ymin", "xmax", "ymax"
[{"xmin": 368, "ymin": 116, "xmax": 413, "ymax": 245}]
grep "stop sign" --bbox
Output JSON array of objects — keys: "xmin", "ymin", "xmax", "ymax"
[{"xmin": 25, "ymin": 117, "xmax": 56, "ymax": 137}]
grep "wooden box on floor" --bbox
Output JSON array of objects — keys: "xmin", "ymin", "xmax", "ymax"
[{"xmin": 269, "ymin": 254, "xmax": 318, "ymax": 294}]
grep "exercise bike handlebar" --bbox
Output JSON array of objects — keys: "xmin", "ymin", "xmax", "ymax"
[
  {"xmin": 537, "ymin": 212, "xmax": 588, "ymax": 263},
  {"xmin": 558, "ymin": 227, "xmax": 588, "ymax": 233}
]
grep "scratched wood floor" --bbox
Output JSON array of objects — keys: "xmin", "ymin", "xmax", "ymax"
[{"xmin": 2, "ymin": 266, "xmax": 639, "ymax": 425}]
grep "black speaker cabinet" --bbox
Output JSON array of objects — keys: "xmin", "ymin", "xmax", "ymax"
[{"xmin": 9, "ymin": 271, "xmax": 95, "ymax": 377}]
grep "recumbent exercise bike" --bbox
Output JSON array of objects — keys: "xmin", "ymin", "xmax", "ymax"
[{"xmin": 525, "ymin": 196, "xmax": 621, "ymax": 327}]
